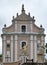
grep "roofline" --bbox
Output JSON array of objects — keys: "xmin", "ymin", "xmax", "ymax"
[
  {"xmin": 34, "ymin": 24, "xmax": 44, "ymax": 30},
  {"xmin": 2, "ymin": 23, "xmax": 14, "ymax": 29}
]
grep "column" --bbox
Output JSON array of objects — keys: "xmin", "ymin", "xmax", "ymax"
[
  {"xmin": 3, "ymin": 36, "xmax": 6, "ymax": 62},
  {"xmin": 11, "ymin": 35, "xmax": 13, "ymax": 62},
  {"xmin": 34, "ymin": 36, "xmax": 37, "ymax": 62},
  {"xmin": 15, "ymin": 35, "xmax": 17, "ymax": 61},
  {"xmin": 15, "ymin": 21, "xmax": 17, "ymax": 32},
  {"xmin": 30, "ymin": 35, "xmax": 33, "ymax": 59}
]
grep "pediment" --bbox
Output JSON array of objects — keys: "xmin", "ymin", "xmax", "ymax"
[{"xmin": 12, "ymin": 13, "xmax": 35, "ymax": 21}]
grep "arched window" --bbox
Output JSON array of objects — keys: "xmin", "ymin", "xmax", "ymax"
[
  {"xmin": 22, "ymin": 42, "xmax": 26, "ymax": 49},
  {"xmin": 21, "ymin": 25, "xmax": 26, "ymax": 32}
]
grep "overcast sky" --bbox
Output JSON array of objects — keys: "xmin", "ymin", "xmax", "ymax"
[{"xmin": 0, "ymin": 0, "xmax": 47, "ymax": 58}]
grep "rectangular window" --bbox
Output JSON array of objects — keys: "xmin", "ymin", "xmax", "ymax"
[
  {"xmin": 46, "ymin": 49, "xmax": 47, "ymax": 53},
  {"xmin": 21, "ymin": 25, "xmax": 26, "ymax": 32}
]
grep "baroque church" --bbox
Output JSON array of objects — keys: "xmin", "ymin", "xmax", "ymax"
[{"xmin": 1, "ymin": 4, "xmax": 45, "ymax": 65}]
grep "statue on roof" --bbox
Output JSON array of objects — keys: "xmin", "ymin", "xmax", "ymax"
[
  {"xmin": 22, "ymin": 4, "xmax": 25, "ymax": 13},
  {"xmin": 22, "ymin": 4, "xmax": 24, "ymax": 11}
]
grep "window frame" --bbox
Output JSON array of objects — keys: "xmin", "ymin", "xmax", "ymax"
[
  {"xmin": 21, "ymin": 25, "xmax": 26, "ymax": 32},
  {"xmin": 22, "ymin": 42, "xmax": 26, "ymax": 49},
  {"xmin": 20, "ymin": 40, "xmax": 27, "ymax": 49},
  {"xmin": 20, "ymin": 24, "xmax": 27, "ymax": 32}
]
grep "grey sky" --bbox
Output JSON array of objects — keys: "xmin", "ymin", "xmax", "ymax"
[{"xmin": 0, "ymin": 0, "xmax": 47, "ymax": 56}]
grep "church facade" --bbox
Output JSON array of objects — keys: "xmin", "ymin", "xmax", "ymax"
[{"xmin": 1, "ymin": 4, "xmax": 45, "ymax": 64}]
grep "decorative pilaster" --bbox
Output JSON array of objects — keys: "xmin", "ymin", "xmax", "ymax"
[
  {"xmin": 3, "ymin": 36, "xmax": 6, "ymax": 62},
  {"xmin": 30, "ymin": 21, "xmax": 32, "ymax": 32},
  {"xmin": 15, "ymin": 35, "xmax": 17, "ymax": 61},
  {"xmin": 11, "ymin": 35, "xmax": 13, "ymax": 62},
  {"xmin": 15, "ymin": 21, "xmax": 17, "ymax": 32},
  {"xmin": 30, "ymin": 35, "xmax": 33, "ymax": 59},
  {"xmin": 41, "ymin": 36, "xmax": 45, "ymax": 62},
  {"xmin": 34, "ymin": 36, "xmax": 37, "ymax": 62},
  {"xmin": 41, "ymin": 36, "xmax": 44, "ymax": 46},
  {"xmin": 7, "ymin": 51, "xmax": 10, "ymax": 62}
]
